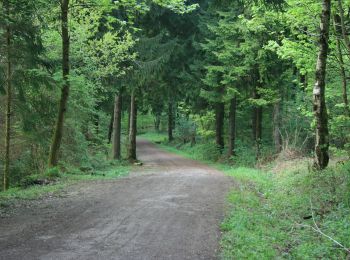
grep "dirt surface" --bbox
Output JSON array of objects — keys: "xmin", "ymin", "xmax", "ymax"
[{"xmin": 0, "ymin": 139, "xmax": 232, "ymax": 260}]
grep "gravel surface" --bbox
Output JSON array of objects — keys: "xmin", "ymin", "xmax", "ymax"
[{"xmin": 0, "ymin": 139, "xmax": 232, "ymax": 260}]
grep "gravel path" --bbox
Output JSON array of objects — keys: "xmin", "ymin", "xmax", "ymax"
[{"xmin": 0, "ymin": 139, "xmax": 232, "ymax": 260}]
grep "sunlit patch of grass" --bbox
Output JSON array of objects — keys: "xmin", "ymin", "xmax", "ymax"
[
  {"xmin": 139, "ymin": 132, "xmax": 168, "ymax": 143},
  {"xmin": 221, "ymin": 165, "xmax": 350, "ymax": 259},
  {"xmin": 0, "ymin": 183, "xmax": 66, "ymax": 202},
  {"xmin": 0, "ymin": 164, "xmax": 130, "ymax": 205}
]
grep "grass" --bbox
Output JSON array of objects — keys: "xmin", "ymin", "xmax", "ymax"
[
  {"xmin": 221, "ymin": 165, "xmax": 350, "ymax": 259},
  {"xmin": 142, "ymin": 131, "xmax": 350, "ymax": 259},
  {"xmin": 0, "ymin": 162, "xmax": 130, "ymax": 205}
]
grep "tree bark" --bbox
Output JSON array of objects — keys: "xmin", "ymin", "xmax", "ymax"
[
  {"xmin": 228, "ymin": 97, "xmax": 237, "ymax": 157},
  {"xmin": 48, "ymin": 0, "xmax": 70, "ymax": 167},
  {"xmin": 273, "ymin": 101, "xmax": 282, "ymax": 153},
  {"xmin": 337, "ymin": 0, "xmax": 350, "ymax": 55},
  {"xmin": 112, "ymin": 94, "xmax": 122, "ymax": 160},
  {"xmin": 108, "ymin": 112, "xmax": 114, "ymax": 144},
  {"xmin": 128, "ymin": 93, "xmax": 137, "ymax": 161},
  {"xmin": 313, "ymin": 0, "xmax": 330, "ymax": 169},
  {"xmin": 333, "ymin": 14, "xmax": 350, "ymax": 117},
  {"xmin": 127, "ymin": 98, "xmax": 131, "ymax": 141},
  {"xmin": 154, "ymin": 114, "xmax": 161, "ymax": 132},
  {"xmin": 252, "ymin": 86, "xmax": 263, "ymax": 159},
  {"xmin": 3, "ymin": 0, "xmax": 11, "ymax": 191},
  {"xmin": 300, "ymin": 73, "xmax": 307, "ymax": 92},
  {"xmin": 215, "ymin": 102, "xmax": 225, "ymax": 151},
  {"xmin": 168, "ymin": 101, "xmax": 174, "ymax": 142}
]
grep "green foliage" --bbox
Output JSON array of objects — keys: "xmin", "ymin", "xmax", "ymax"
[
  {"xmin": 175, "ymin": 115, "xmax": 197, "ymax": 143},
  {"xmin": 222, "ymin": 163, "xmax": 350, "ymax": 259}
]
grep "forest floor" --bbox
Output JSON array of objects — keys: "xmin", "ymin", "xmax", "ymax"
[{"xmin": 0, "ymin": 139, "xmax": 232, "ymax": 260}]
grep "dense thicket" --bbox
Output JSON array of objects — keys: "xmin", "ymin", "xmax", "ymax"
[{"xmin": 1, "ymin": 0, "xmax": 349, "ymax": 187}]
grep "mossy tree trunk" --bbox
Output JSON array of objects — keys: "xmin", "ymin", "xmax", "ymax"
[
  {"xmin": 3, "ymin": 0, "xmax": 11, "ymax": 191},
  {"xmin": 313, "ymin": 0, "xmax": 331, "ymax": 169},
  {"xmin": 112, "ymin": 93, "xmax": 122, "ymax": 160},
  {"xmin": 128, "ymin": 92, "xmax": 137, "ymax": 161},
  {"xmin": 333, "ymin": 14, "xmax": 350, "ymax": 117},
  {"xmin": 48, "ymin": 0, "xmax": 70, "ymax": 167}
]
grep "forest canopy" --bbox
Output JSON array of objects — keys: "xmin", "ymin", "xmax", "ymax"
[
  {"xmin": 0, "ymin": 0, "xmax": 346, "ymax": 187},
  {"xmin": 1, "ymin": 0, "xmax": 350, "ymax": 258}
]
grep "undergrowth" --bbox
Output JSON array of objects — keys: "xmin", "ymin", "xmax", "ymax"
[{"xmin": 0, "ymin": 160, "xmax": 130, "ymax": 205}]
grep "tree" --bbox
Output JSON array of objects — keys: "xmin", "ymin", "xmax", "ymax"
[
  {"xmin": 112, "ymin": 94, "xmax": 122, "ymax": 160},
  {"xmin": 3, "ymin": 0, "xmax": 11, "ymax": 190},
  {"xmin": 1, "ymin": 0, "xmax": 43, "ymax": 190},
  {"xmin": 48, "ymin": 0, "xmax": 70, "ymax": 167},
  {"xmin": 313, "ymin": 0, "xmax": 331, "ymax": 169},
  {"xmin": 128, "ymin": 92, "xmax": 137, "ymax": 161}
]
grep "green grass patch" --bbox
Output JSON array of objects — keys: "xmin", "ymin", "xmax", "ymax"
[
  {"xmin": 0, "ymin": 162, "xmax": 130, "ymax": 205},
  {"xmin": 139, "ymin": 132, "xmax": 168, "ymax": 143},
  {"xmin": 0, "ymin": 183, "xmax": 67, "ymax": 203},
  {"xmin": 222, "ymin": 165, "xmax": 350, "ymax": 259}
]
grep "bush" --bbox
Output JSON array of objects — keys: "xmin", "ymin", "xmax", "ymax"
[
  {"xmin": 175, "ymin": 116, "xmax": 197, "ymax": 144},
  {"xmin": 19, "ymin": 174, "xmax": 42, "ymax": 188},
  {"xmin": 45, "ymin": 167, "xmax": 61, "ymax": 179}
]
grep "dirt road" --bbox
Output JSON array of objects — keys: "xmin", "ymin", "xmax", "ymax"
[{"xmin": 0, "ymin": 139, "xmax": 232, "ymax": 260}]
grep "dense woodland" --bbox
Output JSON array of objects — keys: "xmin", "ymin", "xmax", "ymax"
[{"xmin": 1, "ymin": 0, "xmax": 350, "ymax": 258}]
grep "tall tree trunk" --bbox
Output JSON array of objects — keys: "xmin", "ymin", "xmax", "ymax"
[
  {"xmin": 228, "ymin": 97, "xmax": 237, "ymax": 157},
  {"xmin": 333, "ymin": 14, "xmax": 350, "ymax": 117},
  {"xmin": 337, "ymin": 0, "xmax": 350, "ymax": 55},
  {"xmin": 48, "ymin": 0, "xmax": 70, "ymax": 167},
  {"xmin": 273, "ymin": 101, "xmax": 282, "ymax": 153},
  {"xmin": 252, "ymin": 86, "xmax": 263, "ymax": 159},
  {"xmin": 127, "ymin": 97, "xmax": 131, "ymax": 141},
  {"xmin": 3, "ymin": 0, "xmax": 11, "ymax": 191},
  {"xmin": 313, "ymin": 0, "xmax": 331, "ymax": 169},
  {"xmin": 168, "ymin": 101, "xmax": 174, "ymax": 142},
  {"xmin": 128, "ymin": 93, "xmax": 137, "ymax": 161},
  {"xmin": 108, "ymin": 112, "xmax": 114, "ymax": 144},
  {"xmin": 215, "ymin": 102, "xmax": 225, "ymax": 151},
  {"xmin": 300, "ymin": 73, "xmax": 307, "ymax": 92},
  {"xmin": 154, "ymin": 114, "xmax": 161, "ymax": 132},
  {"xmin": 112, "ymin": 94, "xmax": 122, "ymax": 160}
]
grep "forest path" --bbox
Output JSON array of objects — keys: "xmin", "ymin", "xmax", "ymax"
[{"xmin": 0, "ymin": 139, "xmax": 232, "ymax": 260}]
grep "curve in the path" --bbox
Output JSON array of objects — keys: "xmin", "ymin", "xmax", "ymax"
[{"xmin": 0, "ymin": 139, "xmax": 232, "ymax": 260}]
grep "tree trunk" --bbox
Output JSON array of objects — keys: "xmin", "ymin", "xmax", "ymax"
[
  {"xmin": 273, "ymin": 102, "xmax": 282, "ymax": 153},
  {"xmin": 337, "ymin": 0, "xmax": 350, "ymax": 55},
  {"xmin": 300, "ymin": 73, "xmax": 307, "ymax": 92},
  {"xmin": 48, "ymin": 0, "xmax": 70, "ymax": 167},
  {"xmin": 112, "ymin": 94, "xmax": 122, "ymax": 160},
  {"xmin": 3, "ymin": 0, "xmax": 11, "ymax": 191},
  {"xmin": 127, "ymin": 98, "xmax": 131, "ymax": 141},
  {"xmin": 128, "ymin": 93, "xmax": 137, "ymax": 161},
  {"xmin": 108, "ymin": 112, "xmax": 114, "ymax": 144},
  {"xmin": 333, "ymin": 14, "xmax": 350, "ymax": 117},
  {"xmin": 215, "ymin": 102, "xmax": 225, "ymax": 151},
  {"xmin": 252, "ymin": 87, "xmax": 263, "ymax": 159},
  {"xmin": 313, "ymin": 0, "xmax": 331, "ymax": 169},
  {"xmin": 154, "ymin": 114, "xmax": 161, "ymax": 132},
  {"xmin": 228, "ymin": 97, "xmax": 237, "ymax": 157},
  {"xmin": 168, "ymin": 101, "xmax": 174, "ymax": 142}
]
